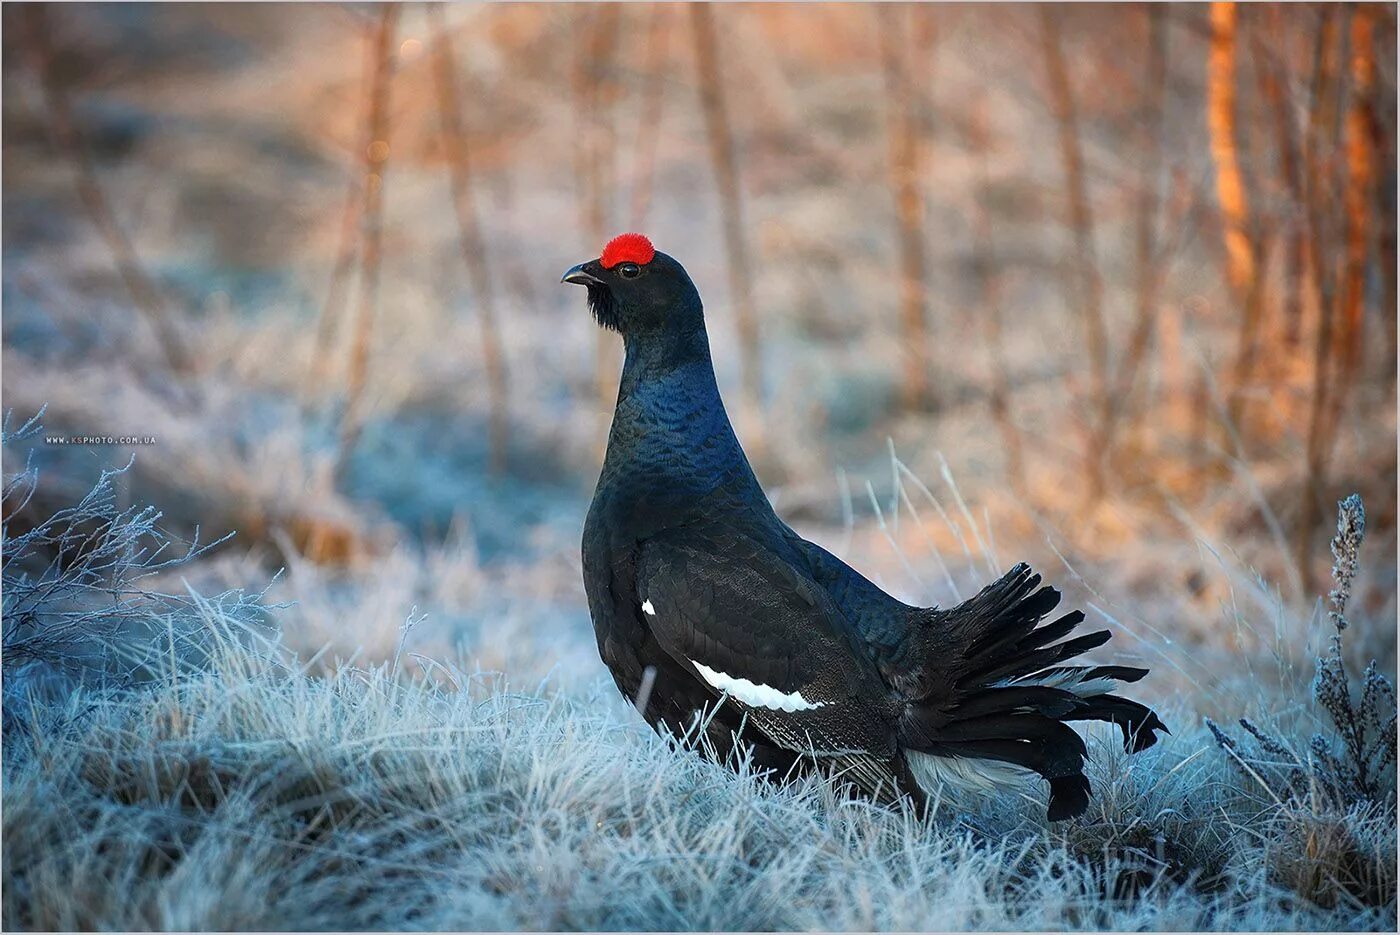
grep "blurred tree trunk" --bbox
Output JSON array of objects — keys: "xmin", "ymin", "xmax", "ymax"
[
  {"xmin": 1375, "ymin": 9, "xmax": 1399, "ymax": 377},
  {"xmin": 967, "ymin": 92, "xmax": 1024, "ymax": 494},
  {"xmin": 21, "ymin": 7, "xmax": 194, "ymax": 379},
  {"xmin": 573, "ymin": 4, "xmax": 623, "ymax": 426},
  {"xmin": 1157, "ymin": 302, "xmax": 1190, "ymax": 440},
  {"xmin": 1208, "ymin": 3, "xmax": 1258, "ymax": 295},
  {"xmin": 309, "ymin": 19, "xmax": 375, "ymax": 399},
  {"xmin": 1310, "ymin": 3, "xmax": 1383, "ymax": 531},
  {"xmin": 428, "ymin": 4, "xmax": 510, "ymax": 477},
  {"xmin": 1106, "ymin": 4, "xmax": 1168, "ymax": 462},
  {"xmin": 1256, "ymin": 6, "xmax": 1306, "ymax": 354},
  {"xmin": 1208, "ymin": 2, "xmax": 1266, "ymax": 432},
  {"xmin": 336, "ymin": 4, "xmax": 398, "ymax": 473},
  {"xmin": 1339, "ymin": 5, "xmax": 1377, "ymax": 388},
  {"xmin": 1040, "ymin": 9, "xmax": 1109, "ymax": 501},
  {"xmin": 691, "ymin": 4, "xmax": 765, "ymax": 445},
  {"xmin": 877, "ymin": 4, "xmax": 935, "ymax": 413},
  {"xmin": 1297, "ymin": 7, "xmax": 1344, "ymax": 591},
  {"xmin": 629, "ymin": 4, "xmax": 672, "ymax": 231}
]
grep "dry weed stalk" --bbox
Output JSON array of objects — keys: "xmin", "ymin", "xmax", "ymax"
[{"xmin": 1208, "ymin": 494, "xmax": 1396, "ymax": 813}]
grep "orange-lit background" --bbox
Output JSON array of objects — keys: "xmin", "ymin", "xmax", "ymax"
[{"xmin": 3, "ymin": 3, "xmax": 1395, "ymax": 690}]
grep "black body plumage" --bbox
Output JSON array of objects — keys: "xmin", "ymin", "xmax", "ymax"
[{"xmin": 566, "ymin": 240, "xmax": 1167, "ymax": 820}]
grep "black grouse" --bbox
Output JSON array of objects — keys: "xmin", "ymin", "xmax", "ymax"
[{"xmin": 563, "ymin": 233, "xmax": 1167, "ymax": 820}]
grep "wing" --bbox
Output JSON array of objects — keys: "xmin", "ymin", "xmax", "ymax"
[
  {"xmin": 635, "ymin": 520, "xmax": 904, "ymax": 800},
  {"xmin": 794, "ymin": 534, "xmax": 923, "ymax": 681}
]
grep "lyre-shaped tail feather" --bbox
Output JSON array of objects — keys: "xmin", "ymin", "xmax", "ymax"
[{"xmin": 900, "ymin": 563, "xmax": 1168, "ymax": 820}]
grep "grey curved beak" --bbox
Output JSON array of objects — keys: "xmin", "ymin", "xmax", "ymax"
[{"xmin": 561, "ymin": 261, "xmax": 604, "ymax": 287}]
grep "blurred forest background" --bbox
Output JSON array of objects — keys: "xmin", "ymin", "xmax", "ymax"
[
  {"xmin": 3, "ymin": 4, "xmax": 1399, "ymax": 929},
  {"xmin": 2, "ymin": 0, "xmax": 1396, "ymax": 703}
]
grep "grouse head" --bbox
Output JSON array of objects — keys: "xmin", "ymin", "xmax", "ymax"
[{"xmin": 561, "ymin": 233, "xmax": 703, "ymax": 338}]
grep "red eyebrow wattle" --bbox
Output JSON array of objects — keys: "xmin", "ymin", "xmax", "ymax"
[{"xmin": 601, "ymin": 233, "xmax": 655, "ymax": 269}]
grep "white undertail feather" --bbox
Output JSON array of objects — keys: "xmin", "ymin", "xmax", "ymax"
[
  {"xmin": 1065, "ymin": 678, "xmax": 1115, "ymax": 697},
  {"xmin": 689, "ymin": 659, "xmax": 828, "ymax": 712},
  {"xmin": 906, "ymin": 750, "xmax": 1031, "ymax": 797},
  {"xmin": 1012, "ymin": 669, "xmax": 1115, "ymax": 698},
  {"xmin": 906, "ymin": 668, "xmax": 1117, "ymax": 798}
]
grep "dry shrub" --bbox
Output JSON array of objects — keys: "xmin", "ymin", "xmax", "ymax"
[
  {"xmin": 2, "ymin": 409, "xmax": 272, "ymax": 733},
  {"xmin": 1207, "ymin": 493, "xmax": 1397, "ymax": 913}
]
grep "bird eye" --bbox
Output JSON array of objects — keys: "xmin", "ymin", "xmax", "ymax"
[{"xmin": 617, "ymin": 262, "xmax": 642, "ymax": 279}]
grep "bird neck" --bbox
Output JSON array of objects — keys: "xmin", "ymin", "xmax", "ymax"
[
  {"xmin": 600, "ymin": 321, "xmax": 760, "ymax": 503},
  {"xmin": 617, "ymin": 324, "xmax": 715, "ymax": 400}
]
